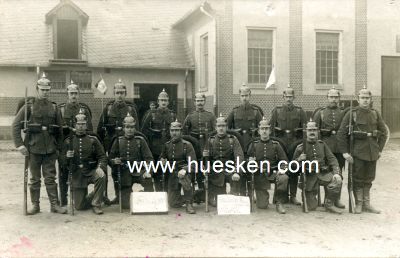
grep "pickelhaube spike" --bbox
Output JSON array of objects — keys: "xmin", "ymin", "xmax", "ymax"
[
  {"xmin": 306, "ymin": 117, "xmax": 318, "ymax": 130},
  {"xmin": 258, "ymin": 116, "xmax": 270, "ymax": 128},
  {"xmin": 359, "ymin": 84, "xmax": 371, "ymax": 97},
  {"xmin": 37, "ymin": 72, "xmax": 51, "ymax": 89},
  {"xmin": 216, "ymin": 113, "xmax": 227, "ymax": 125},
  {"xmin": 67, "ymin": 80, "xmax": 79, "ymax": 93},
  {"xmin": 123, "ymin": 112, "xmax": 136, "ymax": 125},
  {"xmin": 283, "ymin": 84, "xmax": 294, "ymax": 97},
  {"xmin": 327, "ymin": 85, "xmax": 340, "ymax": 97},
  {"xmin": 158, "ymin": 88, "xmax": 169, "ymax": 100},
  {"xmin": 75, "ymin": 108, "xmax": 87, "ymax": 124},
  {"xmin": 239, "ymin": 83, "xmax": 251, "ymax": 94},
  {"xmin": 114, "ymin": 78, "xmax": 126, "ymax": 91},
  {"xmin": 170, "ymin": 119, "xmax": 182, "ymax": 129}
]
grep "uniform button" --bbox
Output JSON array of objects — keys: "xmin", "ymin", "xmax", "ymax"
[{"xmin": 127, "ymin": 152, "xmax": 130, "ymax": 154}]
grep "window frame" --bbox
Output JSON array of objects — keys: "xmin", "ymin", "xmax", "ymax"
[
  {"xmin": 315, "ymin": 30, "xmax": 343, "ymax": 90},
  {"xmin": 246, "ymin": 27, "xmax": 276, "ymax": 89},
  {"xmin": 200, "ymin": 33, "xmax": 209, "ymax": 91},
  {"xmin": 44, "ymin": 70, "xmax": 93, "ymax": 93}
]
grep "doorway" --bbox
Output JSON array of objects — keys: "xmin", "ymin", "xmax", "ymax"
[{"xmin": 382, "ymin": 56, "xmax": 400, "ymax": 136}]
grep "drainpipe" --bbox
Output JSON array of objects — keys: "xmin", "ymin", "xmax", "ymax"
[{"xmin": 184, "ymin": 69, "xmax": 189, "ymax": 116}]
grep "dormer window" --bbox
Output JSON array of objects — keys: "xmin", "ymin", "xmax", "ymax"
[{"xmin": 46, "ymin": 0, "xmax": 88, "ymax": 62}]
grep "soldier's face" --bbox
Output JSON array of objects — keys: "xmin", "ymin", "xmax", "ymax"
[
  {"xmin": 124, "ymin": 124, "xmax": 136, "ymax": 137},
  {"xmin": 170, "ymin": 128, "xmax": 181, "ymax": 139},
  {"xmin": 195, "ymin": 99, "xmax": 205, "ymax": 110},
  {"xmin": 37, "ymin": 88, "xmax": 50, "ymax": 99},
  {"xmin": 114, "ymin": 91, "xmax": 126, "ymax": 102},
  {"xmin": 284, "ymin": 95, "xmax": 294, "ymax": 105},
  {"xmin": 158, "ymin": 98, "xmax": 169, "ymax": 108},
  {"xmin": 259, "ymin": 126, "xmax": 270, "ymax": 141},
  {"xmin": 306, "ymin": 128, "xmax": 318, "ymax": 142},
  {"xmin": 75, "ymin": 123, "xmax": 87, "ymax": 135},
  {"xmin": 150, "ymin": 103, "xmax": 156, "ymax": 110},
  {"xmin": 327, "ymin": 96, "xmax": 339, "ymax": 107},
  {"xmin": 358, "ymin": 96, "xmax": 371, "ymax": 108},
  {"xmin": 216, "ymin": 124, "xmax": 227, "ymax": 135},
  {"xmin": 240, "ymin": 93, "xmax": 250, "ymax": 104},
  {"xmin": 68, "ymin": 92, "xmax": 79, "ymax": 103}
]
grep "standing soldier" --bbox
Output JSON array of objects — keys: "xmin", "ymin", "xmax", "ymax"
[
  {"xmin": 97, "ymin": 79, "xmax": 139, "ymax": 204},
  {"xmin": 183, "ymin": 92, "xmax": 216, "ymax": 192},
  {"xmin": 142, "ymin": 89, "xmax": 176, "ymax": 191},
  {"xmin": 205, "ymin": 114, "xmax": 244, "ymax": 207},
  {"xmin": 227, "ymin": 84, "xmax": 263, "ymax": 196},
  {"xmin": 247, "ymin": 117, "xmax": 289, "ymax": 214},
  {"xmin": 62, "ymin": 110, "xmax": 107, "ymax": 214},
  {"xmin": 12, "ymin": 73, "xmax": 67, "ymax": 215},
  {"xmin": 293, "ymin": 119, "xmax": 343, "ymax": 214},
  {"xmin": 109, "ymin": 113, "xmax": 154, "ymax": 209},
  {"xmin": 159, "ymin": 120, "xmax": 197, "ymax": 214},
  {"xmin": 337, "ymin": 86, "xmax": 388, "ymax": 214},
  {"xmin": 141, "ymin": 101, "xmax": 157, "ymax": 126},
  {"xmin": 313, "ymin": 86, "xmax": 346, "ymax": 209},
  {"xmin": 58, "ymin": 81, "xmax": 93, "ymax": 206},
  {"xmin": 269, "ymin": 84, "xmax": 307, "ymax": 205}
]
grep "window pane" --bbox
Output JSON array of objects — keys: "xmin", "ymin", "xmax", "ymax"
[
  {"xmin": 45, "ymin": 70, "xmax": 66, "ymax": 90},
  {"xmin": 71, "ymin": 71, "xmax": 92, "ymax": 90},
  {"xmin": 248, "ymin": 30, "xmax": 273, "ymax": 84},
  {"xmin": 57, "ymin": 19, "xmax": 79, "ymax": 59}
]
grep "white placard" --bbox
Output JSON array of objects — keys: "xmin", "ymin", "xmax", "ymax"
[
  {"xmin": 130, "ymin": 192, "xmax": 169, "ymax": 214},
  {"xmin": 217, "ymin": 194, "xmax": 251, "ymax": 215}
]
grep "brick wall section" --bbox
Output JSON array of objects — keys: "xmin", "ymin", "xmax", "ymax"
[
  {"xmin": 355, "ymin": 0, "xmax": 368, "ymax": 92},
  {"xmin": 214, "ymin": 0, "xmax": 234, "ymax": 117},
  {"xmin": 289, "ymin": 0, "xmax": 303, "ymax": 94}
]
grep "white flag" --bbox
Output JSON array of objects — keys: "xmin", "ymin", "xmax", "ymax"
[
  {"xmin": 95, "ymin": 78, "xmax": 107, "ymax": 94},
  {"xmin": 265, "ymin": 65, "xmax": 276, "ymax": 89}
]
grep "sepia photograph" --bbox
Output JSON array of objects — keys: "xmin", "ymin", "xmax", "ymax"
[{"xmin": 0, "ymin": 0, "xmax": 399, "ymax": 257}]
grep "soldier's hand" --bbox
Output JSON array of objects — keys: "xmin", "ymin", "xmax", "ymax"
[
  {"xmin": 17, "ymin": 146, "xmax": 28, "ymax": 156},
  {"xmin": 178, "ymin": 169, "xmax": 186, "ymax": 178},
  {"xmin": 95, "ymin": 167, "xmax": 105, "ymax": 178},
  {"xmin": 332, "ymin": 174, "xmax": 342, "ymax": 184},
  {"xmin": 113, "ymin": 158, "xmax": 122, "ymax": 165},
  {"xmin": 343, "ymin": 153, "xmax": 353, "ymax": 163},
  {"xmin": 202, "ymin": 149, "xmax": 209, "ymax": 157},
  {"xmin": 232, "ymin": 173, "xmax": 240, "ymax": 181},
  {"xmin": 143, "ymin": 172, "xmax": 152, "ymax": 179},
  {"xmin": 297, "ymin": 153, "xmax": 307, "ymax": 161},
  {"xmin": 66, "ymin": 150, "xmax": 74, "ymax": 158}
]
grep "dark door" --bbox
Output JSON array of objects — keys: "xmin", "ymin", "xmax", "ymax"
[
  {"xmin": 382, "ymin": 56, "xmax": 400, "ymax": 135},
  {"xmin": 133, "ymin": 83, "xmax": 178, "ymax": 122}
]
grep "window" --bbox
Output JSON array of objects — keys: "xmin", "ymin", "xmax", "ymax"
[
  {"xmin": 134, "ymin": 85, "xmax": 140, "ymax": 98},
  {"xmin": 316, "ymin": 32, "xmax": 339, "ymax": 85},
  {"xmin": 200, "ymin": 34, "xmax": 209, "ymax": 91},
  {"xmin": 44, "ymin": 71, "xmax": 92, "ymax": 90},
  {"xmin": 57, "ymin": 19, "xmax": 79, "ymax": 59},
  {"xmin": 248, "ymin": 29, "xmax": 273, "ymax": 84},
  {"xmin": 71, "ymin": 71, "xmax": 92, "ymax": 90},
  {"xmin": 45, "ymin": 71, "xmax": 67, "ymax": 90}
]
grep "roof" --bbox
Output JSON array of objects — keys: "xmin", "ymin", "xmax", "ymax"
[
  {"xmin": 172, "ymin": 1, "xmax": 214, "ymax": 30},
  {"xmin": 0, "ymin": 0, "xmax": 202, "ymax": 69}
]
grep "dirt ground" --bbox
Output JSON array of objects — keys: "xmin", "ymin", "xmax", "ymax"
[{"xmin": 0, "ymin": 140, "xmax": 400, "ymax": 257}]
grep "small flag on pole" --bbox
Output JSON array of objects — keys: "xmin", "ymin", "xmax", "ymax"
[
  {"xmin": 265, "ymin": 65, "xmax": 276, "ymax": 90},
  {"xmin": 95, "ymin": 76, "xmax": 107, "ymax": 94}
]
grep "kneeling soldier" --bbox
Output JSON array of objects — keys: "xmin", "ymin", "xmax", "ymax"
[
  {"xmin": 63, "ymin": 110, "xmax": 107, "ymax": 214},
  {"xmin": 109, "ymin": 113, "xmax": 154, "ymax": 209},
  {"xmin": 247, "ymin": 117, "xmax": 289, "ymax": 214},
  {"xmin": 293, "ymin": 119, "xmax": 343, "ymax": 214},
  {"xmin": 159, "ymin": 120, "xmax": 197, "ymax": 214}
]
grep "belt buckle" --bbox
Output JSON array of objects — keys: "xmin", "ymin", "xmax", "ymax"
[
  {"xmin": 285, "ymin": 130, "xmax": 291, "ymax": 134},
  {"xmin": 242, "ymin": 130, "xmax": 247, "ymax": 134},
  {"xmin": 367, "ymin": 133, "xmax": 372, "ymax": 137},
  {"xmin": 42, "ymin": 126, "xmax": 47, "ymax": 131},
  {"xmin": 79, "ymin": 164, "xmax": 83, "ymax": 168},
  {"xmin": 331, "ymin": 130, "xmax": 336, "ymax": 135},
  {"xmin": 199, "ymin": 134, "xmax": 204, "ymax": 139}
]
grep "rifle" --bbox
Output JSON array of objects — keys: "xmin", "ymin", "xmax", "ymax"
[
  {"xmin": 68, "ymin": 120, "xmax": 75, "ymax": 215},
  {"xmin": 161, "ymin": 121, "xmax": 167, "ymax": 192},
  {"xmin": 23, "ymin": 87, "xmax": 29, "ymax": 216},
  {"xmin": 203, "ymin": 143, "xmax": 210, "ymax": 213},
  {"xmin": 250, "ymin": 167, "xmax": 255, "ymax": 213},
  {"xmin": 348, "ymin": 98, "xmax": 356, "ymax": 213},
  {"xmin": 115, "ymin": 136, "xmax": 122, "ymax": 213},
  {"xmin": 301, "ymin": 127, "xmax": 309, "ymax": 213}
]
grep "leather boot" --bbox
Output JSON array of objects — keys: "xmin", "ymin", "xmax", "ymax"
[
  {"xmin": 47, "ymin": 185, "xmax": 67, "ymax": 214},
  {"xmin": 276, "ymin": 203, "xmax": 286, "ymax": 214},
  {"xmin": 362, "ymin": 185, "xmax": 380, "ymax": 214},
  {"xmin": 27, "ymin": 187, "xmax": 40, "ymax": 215},
  {"xmin": 185, "ymin": 201, "xmax": 196, "ymax": 214},
  {"xmin": 289, "ymin": 178, "xmax": 301, "ymax": 205},
  {"xmin": 334, "ymin": 185, "xmax": 345, "ymax": 209},
  {"xmin": 354, "ymin": 187, "xmax": 363, "ymax": 214},
  {"xmin": 325, "ymin": 198, "xmax": 343, "ymax": 214},
  {"xmin": 92, "ymin": 206, "xmax": 104, "ymax": 215}
]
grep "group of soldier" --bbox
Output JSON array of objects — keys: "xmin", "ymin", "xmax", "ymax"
[{"xmin": 12, "ymin": 73, "xmax": 388, "ymax": 216}]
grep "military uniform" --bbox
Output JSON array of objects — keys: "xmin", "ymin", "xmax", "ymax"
[
  {"xmin": 12, "ymin": 73, "xmax": 66, "ymax": 215},
  {"xmin": 141, "ymin": 89, "xmax": 176, "ymax": 191},
  {"xmin": 109, "ymin": 132, "xmax": 154, "ymax": 209},
  {"xmin": 62, "ymin": 131, "xmax": 107, "ymax": 213},
  {"xmin": 58, "ymin": 82, "xmax": 93, "ymax": 206},
  {"xmin": 269, "ymin": 86, "xmax": 307, "ymax": 204},
  {"xmin": 337, "ymin": 86, "xmax": 388, "ymax": 213},
  {"xmin": 206, "ymin": 117, "xmax": 244, "ymax": 206},
  {"xmin": 293, "ymin": 120, "xmax": 343, "ymax": 213},
  {"xmin": 247, "ymin": 138, "xmax": 289, "ymax": 212},
  {"xmin": 313, "ymin": 86, "xmax": 346, "ymax": 208}
]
